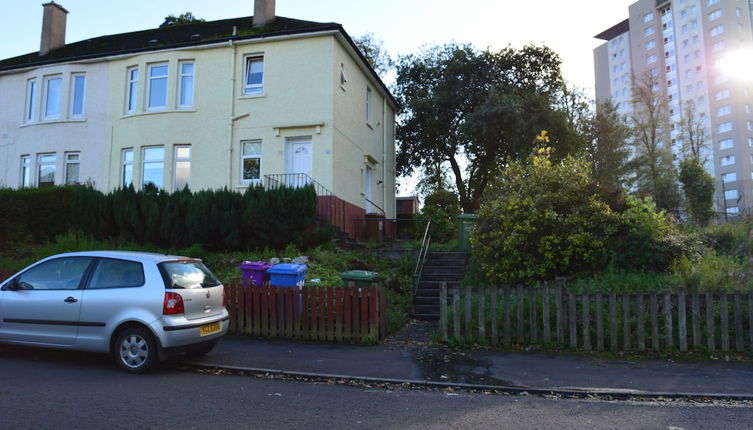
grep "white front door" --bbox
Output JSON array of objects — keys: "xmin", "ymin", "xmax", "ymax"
[{"xmin": 285, "ymin": 137, "xmax": 312, "ymax": 187}]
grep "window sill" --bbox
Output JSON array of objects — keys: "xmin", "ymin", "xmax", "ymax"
[
  {"xmin": 239, "ymin": 93, "xmax": 266, "ymax": 100},
  {"xmin": 121, "ymin": 108, "xmax": 197, "ymax": 119},
  {"xmin": 20, "ymin": 118, "xmax": 87, "ymax": 127}
]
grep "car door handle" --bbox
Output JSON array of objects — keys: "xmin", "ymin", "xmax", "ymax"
[{"xmin": 64, "ymin": 297, "xmax": 78, "ymax": 303}]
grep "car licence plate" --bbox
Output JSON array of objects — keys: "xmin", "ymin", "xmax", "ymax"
[{"xmin": 199, "ymin": 322, "xmax": 221, "ymax": 336}]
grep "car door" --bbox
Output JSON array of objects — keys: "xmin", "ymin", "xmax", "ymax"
[{"xmin": 0, "ymin": 257, "xmax": 93, "ymax": 346}]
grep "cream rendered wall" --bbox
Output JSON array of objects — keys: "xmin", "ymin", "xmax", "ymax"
[
  {"xmin": 331, "ymin": 38, "xmax": 396, "ymax": 218},
  {"xmin": 105, "ymin": 46, "xmax": 233, "ymax": 191},
  {"xmin": 230, "ymin": 35, "xmax": 336, "ymax": 192},
  {"xmin": 0, "ymin": 62, "xmax": 108, "ymax": 189}
]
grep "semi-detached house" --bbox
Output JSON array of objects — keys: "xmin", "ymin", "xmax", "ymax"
[{"xmin": 0, "ymin": 0, "xmax": 398, "ymax": 237}]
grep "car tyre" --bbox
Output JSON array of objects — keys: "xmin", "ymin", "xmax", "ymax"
[{"xmin": 114, "ymin": 327, "xmax": 157, "ymax": 374}]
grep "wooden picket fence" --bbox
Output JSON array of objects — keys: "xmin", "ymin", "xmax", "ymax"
[
  {"xmin": 440, "ymin": 283, "xmax": 753, "ymax": 353},
  {"xmin": 224, "ymin": 282, "xmax": 388, "ymax": 343}
]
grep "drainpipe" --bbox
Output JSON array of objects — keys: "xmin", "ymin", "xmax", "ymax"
[
  {"xmin": 382, "ymin": 97, "xmax": 388, "ymax": 218},
  {"xmin": 227, "ymin": 38, "xmax": 237, "ymax": 188}
]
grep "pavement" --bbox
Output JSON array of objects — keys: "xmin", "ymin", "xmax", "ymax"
[{"xmin": 183, "ymin": 320, "xmax": 753, "ymax": 400}]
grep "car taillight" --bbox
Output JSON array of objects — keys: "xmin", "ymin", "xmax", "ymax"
[
  {"xmin": 222, "ymin": 288, "xmax": 227, "ymax": 307},
  {"xmin": 163, "ymin": 292, "xmax": 184, "ymax": 315}
]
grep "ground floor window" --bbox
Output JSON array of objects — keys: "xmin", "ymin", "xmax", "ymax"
[
  {"xmin": 38, "ymin": 154, "xmax": 56, "ymax": 187},
  {"xmin": 122, "ymin": 149, "xmax": 134, "ymax": 187},
  {"xmin": 65, "ymin": 152, "xmax": 80, "ymax": 185},
  {"xmin": 20, "ymin": 156, "xmax": 32, "ymax": 187},
  {"xmin": 142, "ymin": 146, "xmax": 164, "ymax": 190},
  {"xmin": 241, "ymin": 140, "xmax": 262, "ymax": 182},
  {"xmin": 173, "ymin": 145, "xmax": 191, "ymax": 191}
]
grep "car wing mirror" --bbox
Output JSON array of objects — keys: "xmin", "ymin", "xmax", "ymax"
[{"xmin": 2, "ymin": 278, "xmax": 19, "ymax": 291}]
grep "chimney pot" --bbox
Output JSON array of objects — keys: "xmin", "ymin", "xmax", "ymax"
[
  {"xmin": 253, "ymin": 0, "xmax": 276, "ymax": 28},
  {"xmin": 40, "ymin": 2, "xmax": 68, "ymax": 55}
]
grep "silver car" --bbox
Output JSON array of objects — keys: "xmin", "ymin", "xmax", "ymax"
[{"xmin": 0, "ymin": 251, "xmax": 229, "ymax": 373}]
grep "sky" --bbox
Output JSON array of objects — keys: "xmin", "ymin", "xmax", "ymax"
[{"xmin": 2, "ymin": 0, "xmax": 635, "ymax": 93}]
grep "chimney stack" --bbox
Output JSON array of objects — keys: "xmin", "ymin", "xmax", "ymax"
[
  {"xmin": 253, "ymin": 0, "xmax": 276, "ymax": 27},
  {"xmin": 40, "ymin": 2, "xmax": 68, "ymax": 55}
]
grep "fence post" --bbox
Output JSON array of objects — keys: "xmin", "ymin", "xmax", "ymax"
[
  {"xmin": 440, "ymin": 282, "xmax": 448, "ymax": 342},
  {"xmin": 706, "ymin": 292, "xmax": 715, "ymax": 352},
  {"xmin": 734, "ymin": 291, "xmax": 743, "ymax": 352},
  {"xmin": 749, "ymin": 293, "xmax": 753, "ymax": 351},
  {"xmin": 650, "ymin": 293, "xmax": 659, "ymax": 352},
  {"xmin": 678, "ymin": 289, "xmax": 687, "ymax": 352},
  {"xmin": 504, "ymin": 285, "xmax": 512, "ymax": 347},
  {"xmin": 491, "ymin": 285, "xmax": 499, "ymax": 347},
  {"xmin": 478, "ymin": 285, "xmax": 486, "ymax": 342},
  {"xmin": 555, "ymin": 283, "xmax": 563, "ymax": 344},
  {"xmin": 637, "ymin": 293, "xmax": 645, "ymax": 352},
  {"xmin": 721, "ymin": 293, "xmax": 730, "ymax": 352},
  {"xmin": 582, "ymin": 292, "xmax": 590, "ymax": 351},
  {"xmin": 596, "ymin": 293, "xmax": 604, "ymax": 351},
  {"xmin": 663, "ymin": 292, "xmax": 673, "ymax": 351},
  {"xmin": 516, "ymin": 285, "xmax": 524, "ymax": 343},
  {"xmin": 610, "ymin": 292, "xmax": 618, "ymax": 352},
  {"xmin": 542, "ymin": 284, "xmax": 551, "ymax": 344},
  {"xmin": 453, "ymin": 286, "xmax": 461, "ymax": 340},
  {"xmin": 691, "ymin": 292, "xmax": 701, "ymax": 350},
  {"xmin": 622, "ymin": 293, "xmax": 631, "ymax": 351},
  {"xmin": 465, "ymin": 286, "xmax": 473, "ymax": 340},
  {"xmin": 569, "ymin": 291, "xmax": 577, "ymax": 349},
  {"xmin": 530, "ymin": 287, "xmax": 537, "ymax": 344}
]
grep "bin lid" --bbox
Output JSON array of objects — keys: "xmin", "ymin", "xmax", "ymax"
[
  {"xmin": 267, "ymin": 263, "xmax": 307, "ymax": 275},
  {"xmin": 239, "ymin": 261, "xmax": 272, "ymax": 270},
  {"xmin": 457, "ymin": 213, "xmax": 478, "ymax": 220},
  {"xmin": 340, "ymin": 270, "xmax": 379, "ymax": 281}
]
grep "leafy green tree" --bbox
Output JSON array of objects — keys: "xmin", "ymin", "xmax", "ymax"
[
  {"xmin": 471, "ymin": 136, "xmax": 619, "ymax": 284},
  {"xmin": 352, "ymin": 33, "xmax": 394, "ymax": 79},
  {"xmin": 394, "ymin": 43, "xmax": 584, "ymax": 213},
  {"xmin": 628, "ymin": 72, "xmax": 681, "ymax": 214},
  {"xmin": 584, "ymin": 98, "xmax": 631, "ymax": 190},
  {"xmin": 420, "ymin": 189, "xmax": 461, "ymax": 243},
  {"xmin": 160, "ymin": 12, "xmax": 205, "ymax": 28},
  {"xmin": 679, "ymin": 158, "xmax": 715, "ymax": 226}
]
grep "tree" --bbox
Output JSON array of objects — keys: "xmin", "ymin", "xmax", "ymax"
[
  {"xmin": 679, "ymin": 158, "xmax": 715, "ymax": 226},
  {"xmin": 628, "ymin": 72, "xmax": 680, "ymax": 214},
  {"xmin": 420, "ymin": 189, "xmax": 460, "ymax": 243},
  {"xmin": 584, "ymin": 98, "xmax": 631, "ymax": 190},
  {"xmin": 352, "ymin": 33, "xmax": 394, "ymax": 79},
  {"xmin": 394, "ymin": 43, "xmax": 583, "ymax": 213},
  {"xmin": 160, "ymin": 12, "xmax": 205, "ymax": 28},
  {"xmin": 678, "ymin": 100, "xmax": 707, "ymax": 162}
]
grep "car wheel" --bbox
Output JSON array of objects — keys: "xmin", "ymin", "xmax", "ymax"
[
  {"xmin": 114, "ymin": 327, "xmax": 157, "ymax": 373},
  {"xmin": 184, "ymin": 342, "xmax": 217, "ymax": 358}
]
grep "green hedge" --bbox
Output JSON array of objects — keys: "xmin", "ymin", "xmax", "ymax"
[{"xmin": 4, "ymin": 184, "xmax": 318, "ymax": 251}]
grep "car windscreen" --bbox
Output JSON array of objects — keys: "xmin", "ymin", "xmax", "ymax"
[{"xmin": 158, "ymin": 260, "xmax": 221, "ymax": 290}]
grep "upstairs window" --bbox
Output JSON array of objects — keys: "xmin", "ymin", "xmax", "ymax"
[
  {"xmin": 147, "ymin": 64, "xmax": 168, "ymax": 109},
  {"xmin": 709, "ymin": 25, "xmax": 724, "ymax": 37},
  {"xmin": 366, "ymin": 87, "xmax": 373, "ymax": 123},
  {"xmin": 722, "ymin": 172, "xmax": 736, "ymax": 182},
  {"xmin": 244, "ymin": 56, "xmax": 264, "ymax": 95},
  {"xmin": 719, "ymin": 138, "xmax": 734, "ymax": 149},
  {"xmin": 25, "ymin": 79, "xmax": 38, "ymax": 123},
  {"xmin": 70, "ymin": 74, "xmax": 86, "ymax": 117},
  {"xmin": 721, "ymin": 155, "xmax": 736, "ymax": 166},
  {"xmin": 708, "ymin": 9, "xmax": 722, "ymax": 21},
  {"xmin": 127, "ymin": 67, "xmax": 138, "ymax": 113},
  {"xmin": 178, "ymin": 61, "xmax": 194, "ymax": 107},
  {"xmin": 44, "ymin": 76, "xmax": 62, "ymax": 119}
]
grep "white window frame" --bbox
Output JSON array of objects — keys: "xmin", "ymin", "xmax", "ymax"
[
  {"xmin": 721, "ymin": 155, "xmax": 736, "ymax": 166},
  {"xmin": 722, "ymin": 172, "xmax": 737, "ymax": 182},
  {"xmin": 241, "ymin": 140, "xmax": 262, "ymax": 183},
  {"xmin": 243, "ymin": 56, "xmax": 264, "ymax": 96},
  {"xmin": 38, "ymin": 153, "xmax": 56, "ymax": 186},
  {"xmin": 141, "ymin": 146, "xmax": 165, "ymax": 190},
  {"xmin": 126, "ymin": 67, "xmax": 139, "ymax": 113},
  {"xmin": 43, "ymin": 75, "xmax": 62, "ymax": 120},
  {"xmin": 719, "ymin": 138, "xmax": 734, "ymax": 149},
  {"xmin": 65, "ymin": 152, "xmax": 80, "ymax": 185},
  {"xmin": 147, "ymin": 63, "xmax": 168, "ymax": 110},
  {"xmin": 25, "ymin": 79, "xmax": 38, "ymax": 123},
  {"xmin": 710, "ymin": 25, "xmax": 724, "ymax": 37},
  {"xmin": 725, "ymin": 189, "xmax": 738, "ymax": 200},
  {"xmin": 173, "ymin": 145, "xmax": 191, "ymax": 191},
  {"xmin": 178, "ymin": 61, "xmax": 195, "ymax": 108},
  {"xmin": 20, "ymin": 155, "xmax": 32, "ymax": 188},
  {"xmin": 718, "ymin": 122, "xmax": 733, "ymax": 133},
  {"xmin": 728, "ymin": 207, "xmax": 740, "ymax": 216},
  {"xmin": 70, "ymin": 74, "xmax": 86, "ymax": 118},
  {"xmin": 122, "ymin": 149, "xmax": 134, "ymax": 188},
  {"xmin": 708, "ymin": 9, "xmax": 722, "ymax": 21},
  {"xmin": 647, "ymin": 54, "xmax": 657, "ymax": 64},
  {"xmin": 717, "ymin": 105, "xmax": 732, "ymax": 117},
  {"xmin": 646, "ymin": 40, "xmax": 656, "ymax": 50}
]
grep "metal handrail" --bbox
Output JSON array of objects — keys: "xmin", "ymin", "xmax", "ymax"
[
  {"xmin": 364, "ymin": 197, "xmax": 386, "ymax": 217},
  {"xmin": 412, "ymin": 220, "xmax": 432, "ymax": 296},
  {"xmin": 264, "ymin": 173, "xmax": 334, "ymax": 197}
]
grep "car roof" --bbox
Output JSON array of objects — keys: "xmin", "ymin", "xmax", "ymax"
[{"xmin": 48, "ymin": 251, "xmax": 196, "ymax": 264}]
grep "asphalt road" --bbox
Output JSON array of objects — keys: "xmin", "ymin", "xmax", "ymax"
[{"xmin": 1, "ymin": 346, "xmax": 752, "ymax": 429}]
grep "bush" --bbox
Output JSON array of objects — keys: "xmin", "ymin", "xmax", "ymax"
[
  {"xmin": 419, "ymin": 189, "xmax": 460, "ymax": 243},
  {"xmin": 471, "ymin": 146, "xmax": 620, "ymax": 284},
  {"xmin": 0, "ymin": 186, "xmax": 74, "ymax": 245}
]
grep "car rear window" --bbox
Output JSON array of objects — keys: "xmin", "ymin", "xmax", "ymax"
[
  {"xmin": 158, "ymin": 260, "xmax": 221, "ymax": 289},
  {"xmin": 88, "ymin": 258, "xmax": 145, "ymax": 289}
]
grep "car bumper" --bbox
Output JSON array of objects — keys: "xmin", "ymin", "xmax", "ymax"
[{"xmin": 154, "ymin": 312, "xmax": 229, "ymax": 348}]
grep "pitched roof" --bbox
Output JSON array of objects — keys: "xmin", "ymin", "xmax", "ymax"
[{"xmin": 0, "ymin": 16, "xmax": 339, "ymax": 71}]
